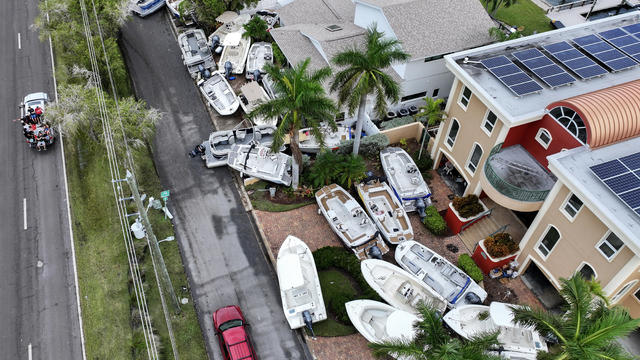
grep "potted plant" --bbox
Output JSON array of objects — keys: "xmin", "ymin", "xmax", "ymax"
[
  {"xmin": 444, "ymin": 195, "xmax": 488, "ymax": 234},
  {"xmin": 472, "ymin": 232, "xmax": 520, "ymax": 274}
]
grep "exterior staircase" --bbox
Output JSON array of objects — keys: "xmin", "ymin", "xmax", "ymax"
[{"xmin": 458, "ymin": 215, "xmax": 502, "ymax": 253}]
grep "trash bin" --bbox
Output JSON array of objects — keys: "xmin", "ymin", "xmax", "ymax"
[{"xmin": 131, "ymin": 219, "xmax": 145, "ymax": 239}]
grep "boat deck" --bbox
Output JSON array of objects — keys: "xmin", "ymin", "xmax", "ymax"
[
  {"xmin": 359, "ymin": 182, "xmax": 412, "ymax": 244},
  {"xmin": 229, "ymin": 145, "xmax": 291, "ymax": 185},
  {"xmin": 219, "ymin": 36, "xmax": 250, "ymax": 74},
  {"xmin": 180, "ymin": 30, "xmax": 214, "ymax": 71},
  {"xmin": 382, "ymin": 149, "xmax": 430, "ymax": 199},
  {"xmin": 246, "ymin": 42, "xmax": 273, "ymax": 77},
  {"xmin": 201, "ymin": 74, "xmax": 237, "ymax": 111}
]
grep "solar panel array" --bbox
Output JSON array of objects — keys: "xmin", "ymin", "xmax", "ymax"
[
  {"xmin": 590, "ymin": 152, "xmax": 640, "ymax": 217},
  {"xmin": 573, "ymin": 34, "xmax": 638, "ymax": 71},
  {"xmin": 480, "ymin": 55, "xmax": 543, "ymax": 96},
  {"xmin": 543, "ymin": 41, "xmax": 608, "ymax": 79},
  {"xmin": 512, "ymin": 48, "xmax": 576, "ymax": 88},
  {"xmin": 599, "ymin": 26, "xmax": 640, "ymax": 62}
]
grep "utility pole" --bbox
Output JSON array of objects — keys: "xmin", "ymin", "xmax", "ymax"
[{"xmin": 126, "ymin": 170, "xmax": 181, "ymax": 314}]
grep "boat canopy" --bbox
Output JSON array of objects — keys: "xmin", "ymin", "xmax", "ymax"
[
  {"xmin": 489, "ymin": 302, "xmax": 516, "ymax": 327},
  {"xmin": 278, "ymin": 254, "xmax": 304, "ymax": 289}
]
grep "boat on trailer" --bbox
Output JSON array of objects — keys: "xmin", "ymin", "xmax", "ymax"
[
  {"xmin": 227, "ymin": 144, "xmax": 292, "ymax": 186},
  {"xmin": 395, "ymin": 240, "xmax": 487, "ymax": 308},
  {"xmin": 361, "ymin": 259, "xmax": 447, "ymax": 314},
  {"xmin": 245, "ymin": 42, "xmax": 273, "ymax": 80},
  {"xmin": 356, "ymin": 181, "xmax": 413, "ymax": 245},
  {"xmin": 315, "ymin": 184, "xmax": 389, "ymax": 261},
  {"xmin": 218, "ymin": 31, "xmax": 251, "ymax": 75},
  {"xmin": 178, "ymin": 28, "xmax": 215, "ymax": 79},
  {"xmin": 238, "ymin": 82, "xmax": 276, "ymax": 126},
  {"xmin": 130, "ymin": 0, "xmax": 165, "ymax": 17},
  {"xmin": 380, "ymin": 147, "xmax": 431, "ymax": 212},
  {"xmin": 298, "ymin": 125, "xmax": 350, "ymax": 154},
  {"xmin": 202, "ymin": 124, "xmax": 277, "ymax": 168},
  {"xmin": 346, "ymin": 300, "xmax": 418, "ymax": 347},
  {"xmin": 277, "ymin": 236, "xmax": 327, "ymax": 335},
  {"xmin": 443, "ymin": 302, "xmax": 548, "ymax": 359},
  {"xmin": 198, "ymin": 72, "xmax": 239, "ymax": 115}
]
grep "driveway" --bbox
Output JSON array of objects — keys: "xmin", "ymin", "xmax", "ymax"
[{"xmin": 120, "ymin": 10, "xmax": 309, "ymax": 360}]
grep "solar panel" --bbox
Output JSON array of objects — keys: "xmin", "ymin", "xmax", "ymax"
[
  {"xmin": 480, "ymin": 55, "xmax": 543, "ymax": 96},
  {"xmin": 590, "ymin": 153, "xmax": 640, "ymax": 217},
  {"xmin": 599, "ymin": 26, "xmax": 640, "ymax": 63},
  {"xmin": 543, "ymin": 41, "xmax": 608, "ymax": 79},
  {"xmin": 512, "ymin": 48, "xmax": 576, "ymax": 88},
  {"xmin": 573, "ymin": 34, "xmax": 638, "ymax": 71}
]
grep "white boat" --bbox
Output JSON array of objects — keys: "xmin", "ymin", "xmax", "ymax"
[
  {"xmin": 165, "ymin": 0, "xmax": 182, "ymax": 17},
  {"xmin": 298, "ymin": 125, "xmax": 350, "ymax": 153},
  {"xmin": 443, "ymin": 302, "xmax": 548, "ymax": 359},
  {"xmin": 202, "ymin": 124, "xmax": 277, "ymax": 168},
  {"xmin": 130, "ymin": 0, "xmax": 165, "ymax": 17},
  {"xmin": 178, "ymin": 29, "xmax": 216, "ymax": 79},
  {"xmin": 346, "ymin": 299, "xmax": 418, "ymax": 345},
  {"xmin": 356, "ymin": 181, "xmax": 413, "ymax": 245},
  {"xmin": 218, "ymin": 31, "xmax": 251, "ymax": 75},
  {"xmin": 315, "ymin": 184, "xmax": 389, "ymax": 261},
  {"xmin": 361, "ymin": 259, "xmax": 447, "ymax": 314},
  {"xmin": 198, "ymin": 72, "xmax": 239, "ymax": 115},
  {"xmin": 261, "ymin": 74, "xmax": 279, "ymax": 99},
  {"xmin": 255, "ymin": 10, "xmax": 279, "ymax": 29},
  {"xmin": 227, "ymin": 144, "xmax": 292, "ymax": 186},
  {"xmin": 238, "ymin": 82, "xmax": 276, "ymax": 126},
  {"xmin": 277, "ymin": 236, "xmax": 327, "ymax": 334},
  {"xmin": 380, "ymin": 147, "xmax": 432, "ymax": 212},
  {"xmin": 395, "ymin": 240, "xmax": 487, "ymax": 308},
  {"xmin": 209, "ymin": 13, "xmax": 251, "ymax": 46},
  {"xmin": 245, "ymin": 42, "xmax": 273, "ymax": 80}
]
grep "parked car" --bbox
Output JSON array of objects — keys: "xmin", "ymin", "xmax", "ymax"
[
  {"xmin": 212, "ymin": 305, "xmax": 257, "ymax": 360},
  {"xmin": 20, "ymin": 92, "xmax": 49, "ymax": 117}
]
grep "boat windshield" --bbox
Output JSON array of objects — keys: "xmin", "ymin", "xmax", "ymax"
[{"xmin": 219, "ymin": 319, "xmax": 243, "ymax": 332}]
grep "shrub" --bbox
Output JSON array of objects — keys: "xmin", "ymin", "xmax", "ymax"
[
  {"xmin": 379, "ymin": 116, "xmax": 415, "ymax": 130},
  {"xmin": 328, "ymin": 293, "xmax": 353, "ymax": 324},
  {"xmin": 309, "ymin": 152, "xmax": 366, "ymax": 188},
  {"xmin": 458, "ymin": 254, "xmax": 484, "ymax": 283},
  {"xmin": 412, "ymin": 151, "xmax": 433, "ymax": 172},
  {"xmin": 242, "ymin": 16, "xmax": 269, "ymax": 42},
  {"xmin": 484, "ymin": 232, "xmax": 519, "ymax": 258},
  {"xmin": 452, "ymin": 195, "xmax": 484, "ymax": 218},
  {"xmin": 272, "ymin": 42, "xmax": 286, "ymax": 66},
  {"xmin": 337, "ymin": 133, "xmax": 389, "ymax": 158},
  {"xmin": 309, "ymin": 151, "xmax": 339, "ymax": 188},
  {"xmin": 335, "ymin": 155, "xmax": 366, "ymax": 188},
  {"xmin": 313, "ymin": 247, "xmax": 381, "ymax": 301},
  {"xmin": 422, "ymin": 205, "xmax": 448, "ymax": 236}
]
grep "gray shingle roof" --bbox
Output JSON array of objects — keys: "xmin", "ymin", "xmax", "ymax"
[
  {"xmin": 355, "ymin": 0, "xmax": 495, "ymax": 59},
  {"xmin": 277, "ymin": 0, "xmax": 355, "ymax": 26}
]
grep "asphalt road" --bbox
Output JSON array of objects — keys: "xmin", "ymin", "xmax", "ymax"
[
  {"xmin": 120, "ymin": 11, "xmax": 310, "ymax": 360},
  {"xmin": 0, "ymin": 1, "xmax": 83, "ymax": 360}
]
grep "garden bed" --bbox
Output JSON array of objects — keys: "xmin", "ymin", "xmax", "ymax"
[{"xmin": 245, "ymin": 180, "xmax": 314, "ymax": 212}]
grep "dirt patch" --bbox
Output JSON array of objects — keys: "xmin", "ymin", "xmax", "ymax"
[{"xmin": 483, "ymin": 277, "xmax": 520, "ymax": 304}]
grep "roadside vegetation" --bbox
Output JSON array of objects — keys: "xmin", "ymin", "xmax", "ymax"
[
  {"xmin": 36, "ymin": 0, "xmax": 206, "ymax": 358},
  {"xmin": 481, "ymin": 0, "xmax": 554, "ymax": 35}
]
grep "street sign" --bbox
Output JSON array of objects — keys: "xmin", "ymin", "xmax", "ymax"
[{"xmin": 160, "ymin": 190, "xmax": 170, "ymax": 200}]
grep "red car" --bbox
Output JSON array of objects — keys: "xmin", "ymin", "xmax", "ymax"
[{"xmin": 213, "ymin": 305, "xmax": 258, "ymax": 360}]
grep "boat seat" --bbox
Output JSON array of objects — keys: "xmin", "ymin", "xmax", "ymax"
[
  {"xmin": 410, "ymin": 177, "xmax": 420, "ymax": 185},
  {"xmin": 401, "ymin": 256, "xmax": 421, "ymax": 274},
  {"xmin": 359, "ymin": 218, "xmax": 368, "ymax": 226},
  {"xmin": 424, "ymin": 275, "xmax": 444, "ymax": 295}
]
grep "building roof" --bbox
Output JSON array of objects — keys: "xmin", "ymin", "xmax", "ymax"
[
  {"xmin": 277, "ymin": 0, "xmax": 355, "ymax": 26},
  {"xmin": 355, "ymin": 0, "xmax": 495, "ymax": 60},
  {"xmin": 445, "ymin": 12, "xmax": 640, "ymax": 126},
  {"xmin": 548, "ymin": 137, "xmax": 640, "ymax": 255}
]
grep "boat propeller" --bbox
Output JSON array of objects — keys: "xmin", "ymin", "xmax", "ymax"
[{"xmin": 302, "ymin": 310, "xmax": 316, "ymax": 339}]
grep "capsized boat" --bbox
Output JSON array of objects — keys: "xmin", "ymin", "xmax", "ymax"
[
  {"xmin": 238, "ymin": 82, "xmax": 276, "ymax": 126},
  {"xmin": 356, "ymin": 181, "xmax": 413, "ymax": 245},
  {"xmin": 245, "ymin": 42, "xmax": 273, "ymax": 80},
  {"xmin": 218, "ymin": 31, "xmax": 251, "ymax": 75},
  {"xmin": 198, "ymin": 72, "xmax": 239, "ymax": 115},
  {"xmin": 227, "ymin": 144, "xmax": 292, "ymax": 186},
  {"xmin": 346, "ymin": 299, "xmax": 418, "ymax": 345},
  {"xmin": 395, "ymin": 240, "xmax": 487, "ymax": 308},
  {"xmin": 202, "ymin": 124, "xmax": 277, "ymax": 168},
  {"xmin": 130, "ymin": 0, "xmax": 165, "ymax": 17},
  {"xmin": 277, "ymin": 236, "xmax": 327, "ymax": 335},
  {"xmin": 380, "ymin": 147, "xmax": 431, "ymax": 212},
  {"xmin": 361, "ymin": 259, "xmax": 447, "ymax": 314},
  {"xmin": 165, "ymin": 0, "xmax": 182, "ymax": 17},
  {"xmin": 178, "ymin": 29, "xmax": 215, "ymax": 79},
  {"xmin": 298, "ymin": 125, "xmax": 350, "ymax": 154},
  {"xmin": 315, "ymin": 184, "xmax": 389, "ymax": 261},
  {"xmin": 443, "ymin": 302, "xmax": 548, "ymax": 359}
]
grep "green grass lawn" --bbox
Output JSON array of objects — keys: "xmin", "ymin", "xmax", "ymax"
[
  {"xmin": 493, "ymin": 0, "xmax": 554, "ymax": 35},
  {"xmin": 314, "ymin": 269, "xmax": 357, "ymax": 337},
  {"xmin": 246, "ymin": 180, "xmax": 314, "ymax": 212}
]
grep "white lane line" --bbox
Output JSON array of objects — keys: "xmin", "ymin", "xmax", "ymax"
[
  {"xmin": 28, "ymin": 343, "xmax": 32, "ymax": 360},
  {"xmin": 23, "ymin": 198, "xmax": 27, "ymax": 230},
  {"xmin": 18, "ymin": 33, "xmax": 21, "ymax": 50}
]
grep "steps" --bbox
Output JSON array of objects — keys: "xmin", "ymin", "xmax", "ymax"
[{"xmin": 458, "ymin": 216, "xmax": 501, "ymax": 252}]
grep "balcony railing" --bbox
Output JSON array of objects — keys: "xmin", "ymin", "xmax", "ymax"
[{"xmin": 483, "ymin": 143, "xmax": 550, "ymax": 202}]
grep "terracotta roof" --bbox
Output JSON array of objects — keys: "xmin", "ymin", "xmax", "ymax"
[{"xmin": 547, "ymin": 80, "xmax": 640, "ymax": 148}]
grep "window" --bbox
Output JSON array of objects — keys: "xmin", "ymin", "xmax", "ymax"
[
  {"xmin": 401, "ymin": 91, "xmax": 427, "ymax": 103},
  {"xmin": 446, "ymin": 119, "xmax": 460, "ymax": 149},
  {"xmin": 466, "ymin": 143, "xmax": 483, "ymax": 174},
  {"xmin": 537, "ymin": 226, "xmax": 560, "ymax": 258},
  {"xmin": 458, "ymin": 86, "xmax": 472, "ymax": 110},
  {"xmin": 535, "ymin": 128, "xmax": 552, "ymax": 149},
  {"xmin": 424, "ymin": 55, "xmax": 444, "ymax": 62},
  {"xmin": 549, "ymin": 106, "xmax": 587, "ymax": 144},
  {"xmin": 577, "ymin": 263, "xmax": 596, "ymax": 280},
  {"xmin": 611, "ymin": 280, "xmax": 638, "ymax": 303},
  {"xmin": 482, "ymin": 111, "xmax": 498, "ymax": 135},
  {"xmin": 634, "ymin": 287, "xmax": 640, "ymax": 302},
  {"xmin": 561, "ymin": 193, "xmax": 583, "ymax": 220},
  {"xmin": 432, "ymin": 88, "xmax": 439, "ymax": 97},
  {"xmin": 597, "ymin": 232, "xmax": 624, "ymax": 260}
]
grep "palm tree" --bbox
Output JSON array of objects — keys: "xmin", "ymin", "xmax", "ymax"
[
  {"xmin": 248, "ymin": 59, "xmax": 337, "ymax": 189},
  {"xmin": 415, "ymin": 96, "xmax": 446, "ymax": 127},
  {"xmin": 488, "ymin": 27, "xmax": 522, "ymax": 42},
  {"xmin": 369, "ymin": 303, "xmax": 504, "ymax": 360},
  {"xmin": 511, "ymin": 275, "xmax": 640, "ymax": 360},
  {"xmin": 330, "ymin": 25, "xmax": 410, "ymax": 155},
  {"xmin": 482, "ymin": 0, "xmax": 518, "ymax": 17}
]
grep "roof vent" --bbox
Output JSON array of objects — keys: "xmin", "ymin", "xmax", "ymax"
[{"xmin": 325, "ymin": 24, "xmax": 343, "ymax": 32}]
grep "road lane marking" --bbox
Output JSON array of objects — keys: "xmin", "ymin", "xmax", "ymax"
[
  {"xmin": 28, "ymin": 343, "xmax": 32, "ymax": 360},
  {"xmin": 18, "ymin": 33, "xmax": 21, "ymax": 49},
  {"xmin": 23, "ymin": 198, "xmax": 27, "ymax": 230}
]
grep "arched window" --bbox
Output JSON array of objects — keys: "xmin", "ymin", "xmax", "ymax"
[
  {"xmin": 446, "ymin": 119, "xmax": 460, "ymax": 149},
  {"xmin": 577, "ymin": 262, "xmax": 596, "ymax": 280},
  {"xmin": 466, "ymin": 143, "xmax": 483, "ymax": 174},
  {"xmin": 549, "ymin": 106, "xmax": 587, "ymax": 144},
  {"xmin": 537, "ymin": 225, "xmax": 560, "ymax": 259},
  {"xmin": 535, "ymin": 128, "xmax": 552, "ymax": 149},
  {"xmin": 611, "ymin": 280, "xmax": 638, "ymax": 304}
]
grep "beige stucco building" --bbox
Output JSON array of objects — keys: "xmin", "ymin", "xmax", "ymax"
[{"xmin": 430, "ymin": 13, "xmax": 640, "ymax": 317}]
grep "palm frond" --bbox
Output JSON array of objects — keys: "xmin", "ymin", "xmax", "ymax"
[
  {"xmin": 511, "ymin": 306, "xmax": 567, "ymax": 344},
  {"xmin": 580, "ymin": 307, "xmax": 640, "ymax": 348},
  {"xmin": 368, "ymin": 340, "xmax": 426, "ymax": 359}
]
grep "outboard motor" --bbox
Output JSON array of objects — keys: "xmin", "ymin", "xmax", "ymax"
[
  {"xmin": 197, "ymin": 64, "xmax": 211, "ymax": 80},
  {"xmin": 252, "ymin": 69, "xmax": 261, "ymax": 82},
  {"xmin": 210, "ymin": 35, "xmax": 220, "ymax": 52},
  {"xmin": 415, "ymin": 198, "xmax": 427, "ymax": 221},
  {"xmin": 464, "ymin": 291, "xmax": 482, "ymax": 305},
  {"xmin": 368, "ymin": 245, "xmax": 383, "ymax": 260},
  {"xmin": 224, "ymin": 61, "xmax": 233, "ymax": 79},
  {"xmin": 302, "ymin": 310, "xmax": 316, "ymax": 339}
]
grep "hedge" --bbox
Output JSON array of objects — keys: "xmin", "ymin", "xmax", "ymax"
[
  {"xmin": 379, "ymin": 116, "xmax": 415, "ymax": 130},
  {"xmin": 458, "ymin": 254, "xmax": 484, "ymax": 283},
  {"xmin": 337, "ymin": 133, "xmax": 389, "ymax": 158},
  {"xmin": 422, "ymin": 205, "xmax": 448, "ymax": 235}
]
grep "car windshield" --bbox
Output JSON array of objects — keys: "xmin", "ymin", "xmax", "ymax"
[
  {"xmin": 219, "ymin": 319, "xmax": 243, "ymax": 332},
  {"xmin": 26, "ymin": 101, "xmax": 42, "ymax": 109}
]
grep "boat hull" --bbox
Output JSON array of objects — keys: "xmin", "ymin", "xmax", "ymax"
[
  {"xmin": 346, "ymin": 299, "xmax": 418, "ymax": 344},
  {"xmin": 227, "ymin": 145, "xmax": 292, "ymax": 186},
  {"xmin": 198, "ymin": 72, "xmax": 240, "ymax": 116},
  {"xmin": 380, "ymin": 147, "xmax": 432, "ymax": 212},
  {"xmin": 130, "ymin": 0, "xmax": 165, "ymax": 17},
  {"xmin": 357, "ymin": 181, "xmax": 413, "ymax": 245}
]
